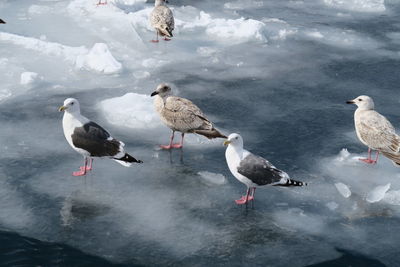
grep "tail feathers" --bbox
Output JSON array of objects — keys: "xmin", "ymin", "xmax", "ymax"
[
  {"xmin": 274, "ymin": 179, "xmax": 307, "ymax": 187},
  {"xmin": 381, "ymin": 151, "xmax": 400, "ymax": 166},
  {"xmin": 194, "ymin": 128, "xmax": 227, "ymax": 139},
  {"xmin": 114, "ymin": 153, "xmax": 143, "ymax": 167},
  {"xmin": 159, "ymin": 27, "xmax": 173, "ymax": 37}
]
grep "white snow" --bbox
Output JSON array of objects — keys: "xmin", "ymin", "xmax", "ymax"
[
  {"xmin": 366, "ymin": 183, "xmax": 391, "ymax": 203},
  {"xmin": 20, "ymin": 72, "xmax": 41, "ymax": 85},
  {"xmin": 198, "ymin": 171, "xmax": 227, "ymax": 185},
  {"xmin": 323, "ymin": 0, "xmax": 386, "ymax": 12},
  {"xmin": 335, "ymin": 182, "xmax": 351, "ymax": 198},
  {"xmin": 76, "ymin": 43, "xmax": 122, "ymax": 74},
  {"xmin": 98, "ymin": 92, "xmax": 162, "ymax": 129}
]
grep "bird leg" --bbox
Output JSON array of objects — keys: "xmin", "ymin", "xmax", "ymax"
[
  {"xmin": 80, "ymin": 158, "xmax": 93, "ymax": 171},
  {"xmin": 151, "ymin": 31, "xmax": 159, "ymax": 43},
  {"xmin": 359, "ymin": 148, "xmax": 378, "ymax": 164},
  {"xmin": 235, "ymin": 188, "xmax": 254, "ymax": 205},
  {"xmin": 160, "ymin": 131, "xmax": 175, "ymax": 149},
  {"xmin": 97, "ymin": 0, "xmax": 107, "ymax": 5},
  {"xmin": 73, "ymin": 157, "xmax": 88, "ymax": 176},
  {"xmin": 171, "ymin": 133, "xmax": 184, "ymax": 149}
]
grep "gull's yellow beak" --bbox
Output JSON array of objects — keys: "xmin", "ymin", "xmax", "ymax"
[
  {"xmin": 223, "ymin": 140, "xmax": 231, "ymax": 146},
  {"xmin": 58, "ymin": 105, "xmax": 67, "ymax": 112}
]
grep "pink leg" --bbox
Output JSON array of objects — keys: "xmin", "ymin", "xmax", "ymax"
[
  {"xmin": 151, "ymin": 32, "xmax": 159, "ymax": 43},
  {"xmin": 160, "ymin": 131, "xmax": 175, "ymax": 149},
  {"xmin": 359, "ymin": 148, "xmax": 378, "ymax": 164},
  {"xmin": 97, "ymin": 0, "xmax": 107, "ymax": 5},
  {"xmin": 73, "ymin": 158, "xmax": 87, "ymax": 176},
  {"xmin": 171, "ymin": 133, "xmax": 184, "ymax": 149},
  {"xmin": 163, "ymin": 37, "xmax": 171, "ymax": 41},
  {"xmin": 235, "ymin": 188, "xmax": 252, "ymax": 205},
  {"xmin": 80, "ymin": 158, "xmax": 93, "ymax": 171}
]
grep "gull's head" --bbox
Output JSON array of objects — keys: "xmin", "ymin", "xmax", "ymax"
[
  {"xmin": 346, "ymin": 95, "xmax": 374, "ymax": 110},
  {"xmin": 155, "ymin": 0, "xmax": 168, "ymax": 7},
  {"xmin": 151, "ymin": 83, "xmax": 172, "ymax": 98},
  {"xmin": 224, "ymin": 133, "xmax": 243, "ymax": 148},
  {"xmin": 59, "ymin": 98, "xmax": 81, "ymax": 114}
]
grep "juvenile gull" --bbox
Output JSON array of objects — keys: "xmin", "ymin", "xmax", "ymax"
[
  {"xmin": 150, "ymin": 0, "xmax": 174, "ymax": 42},
  {"xmin": 151, "ymin": 83, "xmax": 227, "ymax": 149},
  {"xmin": 347, "ymin": 95, "xmax": 400, "ymax": 165},
  {"xmin": 59, "ymin": 98, "xmax": 142, "ymax": 176},
  {"xmin": 224, "ymin": 133, "xmax": 306, "ymax": 205}
]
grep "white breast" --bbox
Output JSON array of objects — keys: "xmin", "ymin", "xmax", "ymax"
[
  {"xmin": 225, "ymin": 146, "xmax": 254, "ymax": 187},
  {"xmin": 62, "ymin": 112, "xmax": 90, "ymax": 156}
]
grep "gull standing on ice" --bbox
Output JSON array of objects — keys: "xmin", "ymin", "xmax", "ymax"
[
  {"xmin": 151, "ymin": 83, "xmax": 227, "ymax": 149},
  {"xmin": 150, "ymin": 0, "xmax": 174, "ymax": 42},
  {"xmin": 59, "ymin": 98, "xmax": 143, "ymax": 176},
  {"xmin": 224, "ymin": 133, "xmax": 306, "ymax": 205},
  {"xmin": 347, "ymin": 95, "xmax": 400, "ymax": 165}
]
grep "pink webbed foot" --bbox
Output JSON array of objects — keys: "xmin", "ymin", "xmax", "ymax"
[
  {"xmin": 171, "ymin": 143, "xmax": 183, "ymax": 149},
  {"xmin": 163, "ymin": 37, "xmax": 171, "ymax": 41},
  {"xmin": 359, "ymin": 158, "xmax": 377, "ymax": 164},
  {"xmin": 72, "ymin": 170, "xmax": 86, "ymax": 176},
  {"xmin": 151, "ymin": 40, "xmax": 159, "ymax": 43},
  {"xmin": 80, "ymin": 166, "xmax": 92, "ymax": 171},
  {"xmin": 160, "ymin": 145, "xmax": 172, "ymax": 150},
  {"xmin": 235, "ymin": 195, "xmax": 254, "ymax": 205}
]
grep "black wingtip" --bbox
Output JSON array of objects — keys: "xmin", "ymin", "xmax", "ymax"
[{"xmin": 0, "ymin": 19, "xmax": 5, "ymax": 24}]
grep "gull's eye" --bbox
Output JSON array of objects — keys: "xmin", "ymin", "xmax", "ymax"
[
  {"xmin": 358, "ymin": 98, "xmax": 362, "ymax": 101},
  {"xmin": 235, "ymin": 137, "xmax": 238, "ymax": 140},
  {"xmin": 71, "ymin": 102, "xmax": 74, "ymax": 105}
]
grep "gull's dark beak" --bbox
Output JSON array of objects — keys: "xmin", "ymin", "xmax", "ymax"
[
  {"xmin": 151, "ymin": 91, "xmax": 158, "ymax": 97},
  {"xmin": 0, "ymin": 19, "xmax": 5, "ymax": 24},
  {"xmin": 346, "ymin": 100, "xmax": 355, "ymax": 104},
  {"xmin": 58, "ymin": 105, "xmax": 67, "ymax": 112}
]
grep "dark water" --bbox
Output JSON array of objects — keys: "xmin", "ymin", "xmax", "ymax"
[{"xmin": 1, "ymin": 0, "xmax": 400, "ymax": 266}]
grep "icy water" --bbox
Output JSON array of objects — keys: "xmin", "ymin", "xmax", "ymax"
[{"xmin": 1, "ymin": 0, "xmax": 400, "ymax": 266}]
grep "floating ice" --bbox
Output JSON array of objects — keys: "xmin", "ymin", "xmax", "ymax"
[
  {"xmin": 323, "ymin": 0, "xmax": 385, "ymax": 12},
  {"xmin": 76, "ymin": 43, "xmax": 122, "ymax": 74},
  {"xmin": 383, "ymin": 190, "xmax": 400, "ymax": 205},
  {"xmin": 98, "ymin": 93, "xmax": 162, "ymax": 129},
  {"xmin": 198, "ymin": 171, "xmax": 227, "ymax": 186},
  {"xmin": 20, "ymin": 72, "xmax": 41, "ymax": 85},
  {"xmin": 0, "ymin": 32, "xmax": 88, "ymax": 63},
  {"xmin": 366, "ymin": 183, "xmax": 391, "ymax": 203},
  {"xmin": 335, "ymin": 182, "xmax": 351, "ymax": 198}
]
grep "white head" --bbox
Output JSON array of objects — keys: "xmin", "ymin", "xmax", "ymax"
[
  {"xmin": 223, "ymin": 133, "xmax": 244, "ymax": 149},
  {"xmin": 155, "ymin": 0, "xmax": 168, "ymax": 7},
  {"xmin": 59, "ymin": 98, "xmax": 81, "ymax": 114},
  {"xmin": 150, "ymin": 83, "xmax": 172, "ymax": 98},
  {"xmin": 346, "ymin": 95, "xmax": 375, "ymax": 110}
]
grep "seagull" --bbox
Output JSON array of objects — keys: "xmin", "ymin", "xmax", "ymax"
[
  {"xmin": 151, "ymin": 83, "xmax": 227, "ymax": 149},
  {"xmin": 59, "ymin": 98, "xmax": 143, "ymax": 176},
  {"xmin": 0, "ymin": 19, "xmax": 5, "ymax": 24},
  {"xmin": 224, "ymin": 133, "xmax": 306, "ymax": 205},
  {"xmin": 150, "ymin": 0, "xmax": 174, "ymax": 42},
  {"xmin": 347, "ymin": 95, "xmax": 400, "ymax": 165}
]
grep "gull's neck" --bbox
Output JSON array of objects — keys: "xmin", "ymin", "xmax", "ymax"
[
  {"xmin": 155, "ymin": 0, "xmax": 165, "ymax": 7},
  {"xmin": 227, "ymin": 144, "xmax": 244, "ymax": 160},
  {"xmin": 63, "ymin": 110, "xmax": 89, "ymax": 124}
]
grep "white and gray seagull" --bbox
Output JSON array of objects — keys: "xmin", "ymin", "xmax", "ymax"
[
  {"xmin": 224, "ymin": 133, "xmax": 306, "ymax": 205},
  {"xmin": 347, "ymin": 95, "xmax": 400, "ymax": 165},
  {"xmin": 59, "ymin": 98, "xmax": 143, "ymax": 176},
  {"xmin": 150, "ymin": 0, "xmax": 174, "ymax": 42},
  {"xmin": 151, "ymin": 83, "xmax": 227, "ymax": 149}
]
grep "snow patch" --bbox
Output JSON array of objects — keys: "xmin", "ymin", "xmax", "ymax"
[
  {"xmin": 323, "ymin": 0, "xmax": 385, "ymax": 12},
  {"xmin": 98, "ymin": 93, "xmax": 162, "ymax": 129},
  {"xmin": 366, "ymin": 183, "xmax": 391, "ymax": 203},
  {"xmin": 198, "ymin": 171, "xmax": 227, "ymax": 186},
  {"xmin": 76, "ymin": 43, "xmax": 122, "ymax": 74},
  {"xmin": 335, "ymin": 182, "xmax": 351, "ymax": 198},
  {"xmin": 20, "ymin": 72, "xmax": 41, "ymax": 85}
]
